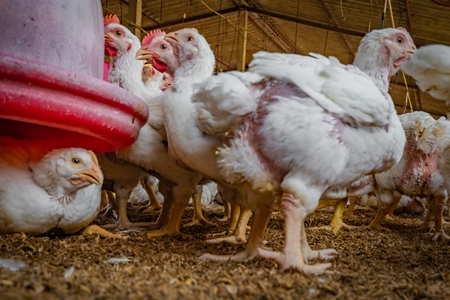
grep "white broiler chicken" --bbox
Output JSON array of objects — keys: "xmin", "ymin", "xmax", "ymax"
[
  {"xmin": 369, "ymin": 110, "xmax": 450, "ymax": 240},
  {"xmin": 402, "ymin": 44, "xmax": 450, "ymax": 104},
  {"xmin": 401, "ymin": 43, "xmax": 450, "ymax": 225},
  {"xmin": 137, "ymin": 28, "xmax": 251, "ymax": 245},
  {"xmin": 104, "ymin": 17, "xmax": 212, "ymax": 235},
  {"xmin": 0, "ymin": 137, "xmax": 119, "ymax": 238},
  {"xmin": 138, "ymin": 27, "xmax": 415, "ymax": 274}
]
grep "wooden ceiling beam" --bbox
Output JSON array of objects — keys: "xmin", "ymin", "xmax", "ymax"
[
  {"xmin": 246, "ymin": 7, "xmax": 366, "ymax": 37},
  {"xmin": 232, "ymin": 0, "xmax": 302, "ymax": 54},
  {"xmin": 142, "ymin": 6, "xmax": 240, "ymax": 31},
  {"xmin": 404, "ymin": 0, "xmax": 414, "ymax": 36},
  {"xmin": 236, "ymin": 9, "xmax": 248, "ymax": 71},
  {"xmin": 128, "ymin": 0, "xmax": 142, "ymax": 37},
  {"xmin": 317, "ymin": 0, "xmax": 355, "ymax": 58}
]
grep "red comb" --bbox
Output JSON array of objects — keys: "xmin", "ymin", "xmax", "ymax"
[
  {"xmin": 104, "ymin": 14, "xmax": 120, "ymax": 26},
  {"xmin": 142, "ymin": 29, "xmax": 166, "ymax": 46}
]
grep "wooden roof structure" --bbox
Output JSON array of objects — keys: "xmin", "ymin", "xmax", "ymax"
[{"xmin": 102, "ymin": 0, "xmax": 450, "ymax": 118}]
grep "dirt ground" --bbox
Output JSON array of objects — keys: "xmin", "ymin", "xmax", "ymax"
[{"xmin": 1, "ymin": 202, "xmax": 450, "ymax": 300}]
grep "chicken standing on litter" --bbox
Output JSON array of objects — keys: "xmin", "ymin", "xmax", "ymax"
[
  {"xmin": 137, "ymin": 27, "xmax": 415, "ymax": 274},
  {"xmin": 402, "ymin": 44, "xmax": 450, "ymax": 104},
  {"xmin": 367, "ymin": 111, "xmax": 450, "ymax": 241},
  {"xmin": 104, "ymin": 16, "xmax": 212, "ymax": 235}
]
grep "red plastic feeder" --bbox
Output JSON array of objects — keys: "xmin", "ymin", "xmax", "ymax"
[{"xmin": 0, "ymin": 0, "xmax": 148, "ymax": 152}]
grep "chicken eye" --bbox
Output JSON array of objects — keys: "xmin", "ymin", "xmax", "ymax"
[
  {"xmin": 160, "ymin": 43, "xmax": 168, "ymax": 50},
  {"xmin": 186, "ymin": 36, "xmax": 194, "ymax": 42},
  {"xmin": 396, "ymin": 36, "xmax": 403, "ymax": 44},
  {"xmin": 72, "ymin": 157, "xmax": 81, "ymax": 164},
  {"xmin": 114, "ymin": 30, "xmax": 123, "ymax": 37}
]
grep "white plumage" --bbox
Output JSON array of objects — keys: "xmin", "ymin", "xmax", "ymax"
[
  {"xmin": 0, "ymin": 137, "xmax": 103, "ymax": 235},
  {"xmin": 105, "ymin": 18, "xmax": 208, "ymax": 234},
  {"xmin": 370, "ymin": 111, "xmax": 450, "ymax": 240},
  {"xmin": 144, "ymin": 27, "xmax": 415, "ymax": 274},
  {"xmin": 402, "ymin": 44, "xmax": 450, "ymax": 104}
]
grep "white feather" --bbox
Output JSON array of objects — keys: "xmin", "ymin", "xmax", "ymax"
[
  {"xmin": 402, "ymin": 44, "xmax": 450, "ymax": 104},
  {"xmin": 0, "ymin": 139, "xmax": 102, "ymax": 235},
  {"xmin": 249, "ymin": 51, "xmax": 393, "ymax": 127},
  {"xmin": 192, "ymin": 72, "xmax": 262, "ymax": 137}
]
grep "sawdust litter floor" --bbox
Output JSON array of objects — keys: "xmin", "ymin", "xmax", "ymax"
[{"xmin": 1, "ymin": 203, "xmax": 450, "ymax": 299}]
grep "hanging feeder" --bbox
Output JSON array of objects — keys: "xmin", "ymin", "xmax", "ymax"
[{"xmin": 0, "ymin": 0, "xmax": 148, "ymax": 152}]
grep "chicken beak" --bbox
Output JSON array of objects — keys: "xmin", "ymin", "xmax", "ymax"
[
  {"xmin": 104, "ymin": 35, "xmax": 113, "ymax": 42},
  {"xmin": 164, "ymin": 32, "xmax": 178, "ymax": 46},
  {"xmin": 136, "ymin": 47, "xmax": 154, "ymax": 62},
  {"xmin": 72, "ymin": 151, "xmax": 104, "ymax": 186},
  {"xmin": 407, "ymin": 47, "xmax": 416, "ymax": 58},
  {"xmin": 144, "ymin": 63, "xmax": 155, "ymax": 77},
  {"xmin": 76, "ymin": 169, "xmax": 103, "ymax": 185}
]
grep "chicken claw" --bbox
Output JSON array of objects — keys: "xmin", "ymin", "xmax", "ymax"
[
  {"xmin": 303, "ymin": 248, "xmax": 338, "ymax": 261},
  {"xmin": 431, "ymin": 230, "xmax": 450, "ymax": 241},
  {"xmin": 146, "ymin": 228, "xmax": 181, "ymax": 237},
  {"xmin": 205, "ymin": 235, "xmax": 246, "ymax": 245},
  {"xmin": 257, "ymin": 247, "xmax": 332, "ymax": 275},
  {"xmin": 79, "ymin": 225, "xmax": 126, "ymax": 239},
  {"xmin": 199, "ymin": 249, "xmax": 255, "ymax": 263},
  {"xmin": 182, "ymin": 215, "xmax": 216, "ymax": 227}
]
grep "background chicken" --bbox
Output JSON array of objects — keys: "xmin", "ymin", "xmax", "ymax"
[
  {"xmin": 402, "ymin": 44, "xmax": 450, "ymax": 105},
  {"xmin": 137, "ymin": 28, "xmax": 253, "ymax": 245},
  {"xmin": 368, "ymin": 111, "xmax": 450, "ymax": 241},
  {"xmin": 104, "ymin": 16, "xmax": 214, "ymax": 235},
  {"xmin": 139, "ymin": 27, "xmax": 414, "ymax": 274},
  {"xmin": 0, "ymin": 137, "xmax": 119, "ymax": 238}
]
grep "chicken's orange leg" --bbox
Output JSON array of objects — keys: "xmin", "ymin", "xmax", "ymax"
[
  {"xmin": 183, "ymin": 186, "xmax": 216, "ymax": 227},
  {"xmin": 386, "ymin": 195, "xmax": 402, "ymax": 219},
  {"xmin": 216, "ymin": 199, "xmax": 231, "ymax": 222},
  {"xmin": 199, "ymin": 195, "xmax": 272, "ymax": 262},
  {"xmin": 206, "ymin": 208, "xmax": 251, "ymax": 244},
  {"xmin": 345, "ymin": 196, "xmax": 358, "ymax": 216},
  {"xmin": 367, "ymin": 193, "xmax": 398, "ymax": 230},
  {"xmin": 145, "ymin": 193, "xmax": 174, "ymax": 231},
  {"xmin": 141, "ymin": 178, "xmax": 162, "ymax": 214},
  {"xmin": 206, "ymin": 202, "xmax": 241, "ymax": 238},
  {"xmin": 415, "ymin": 197, "xmax": 434, "ymax": 231},
  {"xmin": 116, "ymin": 187, "xmax": 154, "ymax": 230},
  {"xmin": 79, "ymin": 225, "xmax": 125, "ymax": 239},
  {"xmin": 328, "ymin": 199, "xmax": 355, "ymax": 234},
  {"xmin": 310, "ymin": 198, "xmax": 355, "ymax": 234},
  {"xmin": 146, "ymin": 184, "xmax": 192, "ymax": 237},
  {"xmin": 430, "ymin": 195, "xmax": 450, "ymax": 241}
]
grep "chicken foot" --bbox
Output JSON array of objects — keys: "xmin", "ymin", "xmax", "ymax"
[
  {"xmin": 116, "ymin": 187, "xmax": 154, "ymax": 230},
  {"xmin": 206, "ymin": 207, "xmax": 251, "ymax": 245},
  {"xmin": 140, "ymin": 178, "xmax": 162, "ymax": 214},
  {"xmin": 207, "ymin": 202, "xmax": 241, "ymax": 238},
  {"xmin": 146, "ymin": 183, "xmax": 193, "ymax": 237},
  {"xmin": 183, "ymin": 186, "xmax": 216, "ymax": 227},
  {"xmin": 367, "ymin": 194, "xmax": 401, "ymax": 230},
  {"xmin": 344, "ymin": 196, "xmax": 358, "ymax": 216},
  {"xmin": 199, "ymin": 195, "xmax": 272, "ymax": 263},
  {"xmin": 430, "ymin": 195, "xmax": 450, "ymax": 241},
  {"xmin": 258, "ymin": 193, "xmax": 334, "ymax": 275},
  {"xmin": 310, "ymin": 198, "xmax": 355, "ymax": 234},
  {"xmin": 215, "ymin": 198, "xmax": 231, "ymax": 222},
  {"xmin": 79, "ymin": 225, "xmax": 125, "ymax": 239}
]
